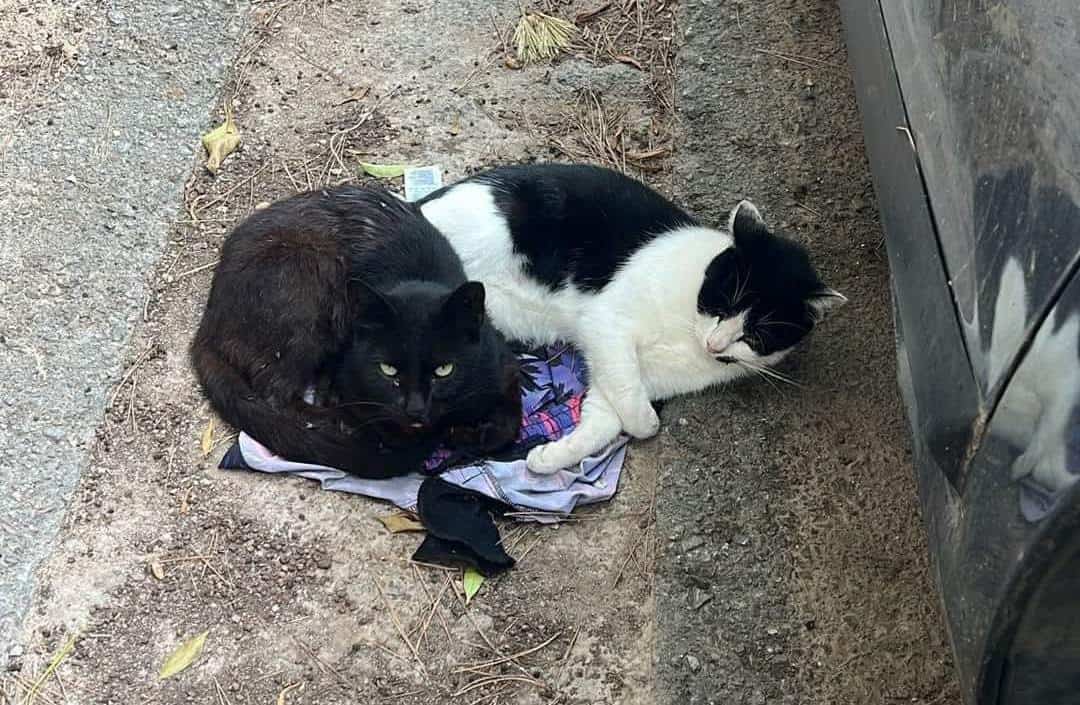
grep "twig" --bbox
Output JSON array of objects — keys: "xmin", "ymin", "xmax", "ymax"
[
  {"xmin": 454, "ymin": 632, "xmax": 562, "ymax": 673},
  {"xmin": 554, "ymin": 629, "xmax": 578, "ymax": 686},
  {"xmin": 754, "ymin": 47, "xmax": 843, "ymax": 70},
  {"xmin": 172, "ymin": 259, "xmax": 219, "ymax": 281},
  {"xmin": 412, "ymin": 566, "xmax": 455, "ymax": 643},
  {"xmin": 108, "ymin": 343, "xmax": 157, "ymax": 408},
  {"xmin": 213, "ymin": 676, "xmax": 233, "ymax": 705},
  {"xmin": 452, "ymin": 675, "xmax": 545, "ymax": 698},
  {"xmin": 373, "ymin": 578, "xmax": 429, "ymax": 680},
  {"xmin": 23, "ymin": 631, "xmax": 78, "ymax": 705}
]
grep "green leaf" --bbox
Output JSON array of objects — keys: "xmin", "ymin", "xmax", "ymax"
[
  {"xmin": 359, "ymin": 162, "xmax": 407, "ymax": 178},
  {"xmin": 159, "ymin": 631, "xmax": 208, "ymax": 679},
  {"xmin": 463, "ymin": 568, "xmax": 484, "ymax": 604},
  {"xmin": 201, "ymin": 107, "xmax": 241, "ymax": 174}
]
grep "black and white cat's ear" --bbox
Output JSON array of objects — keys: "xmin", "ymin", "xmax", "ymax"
[
  {"xmin": 807, "ymin": 288, "xmax": 848, "ymax": 322},
  {"xmin": 349, "ymin": 278, "xmax": 397, "ymax": 329},
  {"xmin": 728, "ymin": 200, "xmax": 769, "ymax": 244},
  {"xmin": 442, "ymin": 281, "xmax": 486, "ymax": 338}
]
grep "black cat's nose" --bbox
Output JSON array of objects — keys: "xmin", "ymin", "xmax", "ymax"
[{"xmin": 405, "ymin": 392, "xmax": 428, "ymax": 425}]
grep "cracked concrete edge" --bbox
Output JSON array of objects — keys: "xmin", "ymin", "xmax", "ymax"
[{"xmin": 0, "ymin": 0, "xmax": 250, "ymax": 646}]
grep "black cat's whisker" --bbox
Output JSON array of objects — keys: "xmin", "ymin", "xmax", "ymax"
[{"xmin": 332, "ymin": 400, "xmax": 396, "ymax": 410}]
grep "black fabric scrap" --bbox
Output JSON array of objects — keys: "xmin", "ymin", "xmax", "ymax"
[{"xmin": 412, "ymin": 476, "xmax": 515, "ymax": 577}]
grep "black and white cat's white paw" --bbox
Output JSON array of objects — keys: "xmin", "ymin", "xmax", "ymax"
[
  {"xmin": 526, "ymin": 440, "xmax": 580, "ymax": 475},
  {"xmin": 618, "ymin": 402, "xmax": 660, "ymax": 439}
]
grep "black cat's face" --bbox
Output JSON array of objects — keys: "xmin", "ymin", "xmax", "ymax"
[
  {"xmin": 696, "ymin": 201, "xmax": 845, "ymax": 368},
  {"xmin": 334, "ymin": 281, "xmax": 495, "ymax": 434}
]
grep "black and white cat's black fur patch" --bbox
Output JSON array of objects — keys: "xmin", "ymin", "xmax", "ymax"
[{"xmin": 418, "ymin": 163, "xmax": 845, "ymax": 473}]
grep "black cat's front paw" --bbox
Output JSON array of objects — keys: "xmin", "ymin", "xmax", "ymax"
[{"xmin": 448, "ymin": 414, "xmax": 519, "ymax": 455}]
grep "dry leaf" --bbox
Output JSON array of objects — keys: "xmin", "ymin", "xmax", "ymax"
[
  {"xmin": 359, "ymin": 162, "xmax": 407, "ymax": 178},
  {"xmin": 463, "ymin": 568, "xmax": 484, "ymax": 604},
  {"xmin": 202, "ymin": 107, "xmax": 241, "ymax": 174},
  {"xmin": 276, "ymin": 682, "xmax": 302, "ymax": 705},
  {"xmin": 377, "ymin": 511, "xmax": 425, "ymax": 534},
  {"xmin": 200, "ymin": 418, "xmax": 214, "ymax": 457},
  {"xmin": 149, "ymin": 560, "xmax": 165, "ymax": 580},
  {"xmin": 159, "ymin": 631, "xmax": 208, "ymax": 679},
  {"xmin": 614, "ymin": 54, "xmax": 644, "ymax": 71}
]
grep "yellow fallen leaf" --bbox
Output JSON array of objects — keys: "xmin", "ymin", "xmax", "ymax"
[
  {"xmin": 463, "ymin": 568, "xmax": 484, "ymax": 604},
  {"xmin": 202, "ymin": 107, "xmax": 241, "ymax": 174},
  {"xmin": 200, "ymin": 418, "xmax": 214, "ymax": 457},
  {"xmin": 159, "ymin": 631, "xmax": 208, "ymax": 679},
  {"xmin": 377, "ymin": 511, "xmax": 425, "ymax": 533},
  {"xmin": 149, "ymin": 560, "xmax": 165, "ymax": 580},
  {"xmin": 276, "ymin": 682, "xmax": 302, "ymax": 705},
  {"xmin": 359, "ymin": 162, "xmax": 407, "ymax": 178}
]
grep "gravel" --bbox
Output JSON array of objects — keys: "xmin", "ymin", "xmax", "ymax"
[{"xmin": 0, "ymin": 0, "xmax": 247, "ymax": 645}]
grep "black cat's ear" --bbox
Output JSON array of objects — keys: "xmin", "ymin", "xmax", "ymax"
[
  {"xmin": 807, "ymin": 288, "xmax": 848, "ymax": 322},
  {"xmin": 441, "ymin": 281, "xmax": 486, "ymax": 338},
  {"xmin": 728, "ymin": 199, "xmax": 768, "ymax": 247},
  {"xmin": 349, "ymin": 278, "xmax": 397, "ymax": 329}
]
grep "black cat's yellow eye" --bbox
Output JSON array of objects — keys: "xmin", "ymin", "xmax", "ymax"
[
  {"xmin": 379, "ymin": 363, "xmax": 398, "ymax": 377},
  {"xmin": 433, "ymin": 363, "xmax": 454, "ymax": 378}
]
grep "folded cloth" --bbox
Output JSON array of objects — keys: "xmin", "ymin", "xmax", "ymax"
[
  {"xmin": 413, "ymin": 477, "xmax": 515, "ymax": 577},
  {"xmin": 219, "ymin": 344, "xmax": 627, "ymax": 523}
]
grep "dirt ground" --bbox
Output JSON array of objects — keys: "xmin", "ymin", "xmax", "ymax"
[{"xmin": 2, "ymin": 1, "xmax": 959, "ymax": 704}]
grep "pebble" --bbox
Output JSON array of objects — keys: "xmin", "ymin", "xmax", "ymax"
[
  {"xmin": 316, "ymin": 555, "xmax": 332, "ymax": 570},
  {"xmin": 685, "ymin": 654, "xmax": 701, "ymax": 672},
  {"xmin": 43, "ymin": 427, "xmax": 66, "ymax": 442}
]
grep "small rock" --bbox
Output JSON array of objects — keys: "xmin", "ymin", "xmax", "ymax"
[
  {"xmin": 316, "ymin": 555, "xmax": 332, "ymax": 570},
  {"xmin": 685, "ymin": 654, "xmax": 701, "ymax": 672},
  {"xmin": 679, "ymin": 535, "xmax": 705, "ymax": 552},
  {"xmin": 43, "ymin": 427, "xmax": 65, "ymax": 442},
  {"xmin": 9, "ymin": 645, "xmax": 23, "ymax": 658},
  {"xmin": 254, "ymin": 201, "xmax": 271, "ymax": 210},
  {"xmin": 734, "ymin": 533, "xmax": 750, "ymax": 546}
]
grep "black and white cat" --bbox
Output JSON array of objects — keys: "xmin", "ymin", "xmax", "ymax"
[{"xmin": 418, "ymin": 163, "xmax": 845, "ymax": 474}]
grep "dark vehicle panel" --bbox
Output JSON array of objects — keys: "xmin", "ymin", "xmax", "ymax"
[{"xmin": 838, "ymin": 2, "xmax": 1080, "ymax": 703}]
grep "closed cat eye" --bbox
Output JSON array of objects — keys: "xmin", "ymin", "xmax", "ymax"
[
  {"xmin": 378, "ymin": 363, "xmax": 398, "ymax": 377},
  {"xmin": 433, "ymin": 363, "xmax": 454, "ymax": 378}
]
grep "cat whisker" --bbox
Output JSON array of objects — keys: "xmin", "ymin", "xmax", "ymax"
[
  {"xmin": 736, "ymin": 359, "xmax": 803, "ymax": 388},
  {"xmin": 757, "ymin": 319, "xmax": 807, "ymax": 331},
  {"xmin": 332, "ymin": 400, "xmax": 396, "ymax": 410},
  {"xmin": 738, "ymin": 361, "xmax": 785, "ymax": 395}
]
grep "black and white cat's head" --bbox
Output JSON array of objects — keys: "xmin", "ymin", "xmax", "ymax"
[
  {"xmin": 695, "ymin": 200, "xmax": 845, "ymax": 371},
  {"xmin": 333, "ymin": 279, "xmax": 502, "ymax": 434}
]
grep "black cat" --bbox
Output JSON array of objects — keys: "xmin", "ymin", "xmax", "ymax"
[{"xmin": 190, "ymin": 186, "xmax": 521, "ymax": 478}]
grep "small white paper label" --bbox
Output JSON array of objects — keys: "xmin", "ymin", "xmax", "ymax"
[{"xmin": 403, "ymin": 165, "xmax": 443, "ymax": 201}]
